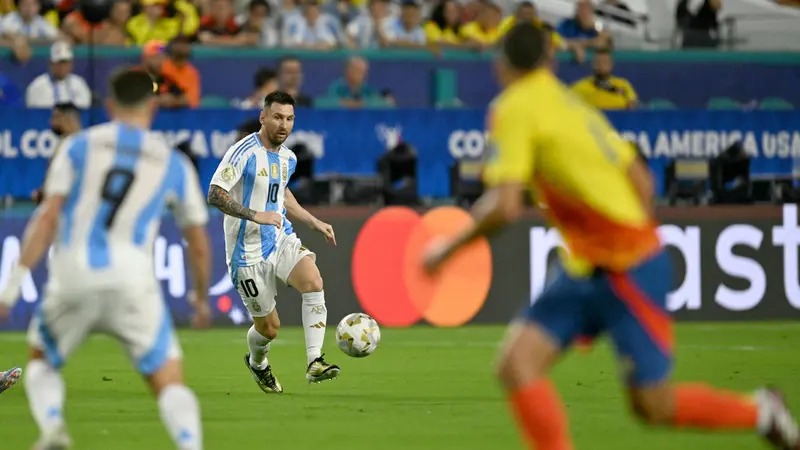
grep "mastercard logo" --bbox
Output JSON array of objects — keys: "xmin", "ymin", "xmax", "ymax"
[{"xmin": 351, "ymin": 206, "xmax": 492, "ymax": 328}]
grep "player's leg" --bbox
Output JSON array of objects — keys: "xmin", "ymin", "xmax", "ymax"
[
  {"xmin": 495, "ymin": 268, "xmax": 592, "ymax": 450},
  {"xmin": 111, "ymin": 286, "xmax": 203, "ymax": 450},
  {"xmin": 234, "ymin": 263, "xmax": 283, "ymax": 394},
  {"xmin": 280, "ymin": 237, "xmax": 339, "ymax": 383},
  {"xmin": 25, "ymin": 290, "xmax": 97, "ymax": 449},
  {"xmin": 606, "ymin": 251, "xmax": 800, "ymax": 449},
  {"xmin": 0, "ymin": 366, "xmax": 22, "ymax": 394}
]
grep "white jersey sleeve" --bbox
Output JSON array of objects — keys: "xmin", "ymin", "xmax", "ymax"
[
  {"xmin": 169, "ymin": 152, "xmax": 209, "ymax": 229},
  {"xmin": 210, "ymin": 136, "xmax": 257, "ymax": 192},
  {"xmin": 43, "ymin": 135, "xmax": 79, "ymax": 197}
]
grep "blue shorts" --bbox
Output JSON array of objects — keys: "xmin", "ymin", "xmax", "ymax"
[{"xmin": 524, "ymin": 250, "xmax": 674, "ymax": 386}]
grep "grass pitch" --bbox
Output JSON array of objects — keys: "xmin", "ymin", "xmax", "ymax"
[{"xmin": 0, "ymin": 323, "xmax": 798, "ymax": 450}]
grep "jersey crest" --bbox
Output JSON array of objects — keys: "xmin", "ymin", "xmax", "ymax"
[{"xmin": 220, "ymin": 165, "xmax": 235, "ymax": 182}]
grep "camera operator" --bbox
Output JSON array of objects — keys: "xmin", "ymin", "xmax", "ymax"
[{"xmin": 570, "ymin": 47, "xmax": 638, "ymax": 110}]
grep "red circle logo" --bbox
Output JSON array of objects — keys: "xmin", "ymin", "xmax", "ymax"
[{"xmin": 351, "ymin": 206, "xmax": 492, "ymax": 327}]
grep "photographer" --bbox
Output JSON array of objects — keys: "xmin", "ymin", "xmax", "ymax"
[{"xmin": 570, "ymin": 47, "xmax": 638, "ymax": 110}]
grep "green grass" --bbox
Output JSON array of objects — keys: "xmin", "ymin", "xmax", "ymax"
[{"xmin": 1, "ymin": 323, "xmax": 799, "ymax": 449}]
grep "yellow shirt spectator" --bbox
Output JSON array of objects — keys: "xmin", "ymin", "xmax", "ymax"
[
  {"xmin": 423, "ymin": 21, "xmax": 462, "ymax": 45},
  {"xmin": 459, "ymin": 21, "xmax": 500, "ymax": 45},
  {"xmin": 174, "ymin": 0, "xmax": 200, "ymax": 36},
  {"xmin": 498, "ymin": 16, "xmax": 564, "ymax": 48},
  {"xmin": 127, "ymin": 0, "xmax": 182, "ymax": 45},
  {"xmin": 571, "ymin": 75, "xmax": 637, "ymax": 110}
]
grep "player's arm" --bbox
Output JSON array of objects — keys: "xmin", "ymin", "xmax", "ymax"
[
  {"xmin": 0, "ymin": 139, "xmax": 75, "ymax": 314},
  {"xmin": 207, "ymin": 149, "xmax": 280, "ymax": 226},
  {"xmin": 423, "ymin": 100, "xmax": 532, "ymax": 272},
  {"xmin": 171, "ymin": 154, "xmax": 213, "ymax": 328},
  {"xmin": 285, "ymin": 188, "xmax": 336, "ymax": 245},
  {"xmin": 627, "ymin": 152, "xmax": 654, "ymax": 218}
]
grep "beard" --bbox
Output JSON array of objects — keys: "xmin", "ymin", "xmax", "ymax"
[
  {"xmin": 51, "ymin": 126, "xmax": 65, "ymax": 137},
  {"xmin": 265, "ymin": 128, "xmax": 289, "ymax": 147}
]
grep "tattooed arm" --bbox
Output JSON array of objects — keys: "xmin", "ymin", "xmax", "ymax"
[{"xmin": 207, "ymin": 184, "xmax": 256, "ymax": 220}]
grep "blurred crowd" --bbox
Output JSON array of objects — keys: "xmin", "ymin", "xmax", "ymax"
[{"xmin": 0, "ymin": 0, "xmax": 625, "ymax": 56}]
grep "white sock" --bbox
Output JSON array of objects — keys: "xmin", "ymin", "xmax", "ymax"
[
  {"xmin": 301, "ymin": 291, "xmax": 327, "ymax": 365},
  {"xmin": 25, "ymin": 359, "xmax": 66, "ymax": 437},
  {"xmin": 158, "ymin": 384, "xmax": 203, "ymax": 450},
  {"xmin": 247, "ymin": 326, "xmax": 272, "ymax": 370}
]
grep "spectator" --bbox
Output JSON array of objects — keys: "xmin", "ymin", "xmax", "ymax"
[
  {"xmin": 324, "ymin": 0, "xmax": 359, "ymax": 26},
  {"xmin": 126, "ymin": 0, "xmax": 181, "ymax": 45},
  {"xmin": 161, "ymin": 35, "xmax": 200, "ymax": 107},
  {"xmin": 276, "ymin": 0, "xmax": 300, "ymax": 22},
  {"xmin": 596, "ymin": 0, "xmax": 635, "ymax": 26},
  {"xmin": 276, "ymin": 55, "xmax": 313, "ymax": 106},
  {"xmin": 676, "ymin": 0, "xmax": 721, "ymax": 48},
  {"xmin": 49, "ymin": 101, "xmax": 81, "ymax": 137},
  {"xmin": 62, "ymin": 0, "xmax": 131, "ymax": 45},
  {"xmin": 384, "ymin": 0, "xmax": 426, "ymax": 48},
  {"xmin": 570, "ymin": 47, "xmax": 638, "ymax": 110},
  {"xmin": 345, "ymin": 0, "xmax": 392, "ymax": 49},
  {"xmin": 326, "ymin": 56, "xmax": 379, "ymax": 108},
  {"xmin": 0, "ymin": 70, "xmax": 22, "ymax": 106},
  {"xmin": 557, "ymin": 0, "xmax": 611, "ymax": 51},
  {"xmin": 171, "ymin": 0, "xmax": 201, "ymax": 37},
  {"xmin": 498, "ymin": 1, "xmax": 564, "ymax": 47},
  {"xmin": 198, "ymin": 0, "xmax": 259, "ymax": 46},
  {"xmin": 0, "ymin": 0, "xmax": 59, "ymax": 42},
  {"xmin": 141, "ymin": 40, "xmax": 191, "ymax": 109},
  {"xmin": 236, "ymin": 0, "xmax": 279, "ymax": 47},
  {"xmin": 460, "ymin": 0, "xmax": 501, "ymax": 50},
  {"xmin": 25, "ymin": 41, "xmax": 91, "ymax": 109},
  {"xmin": 423, "ymin": 0, "xmax": 466, "ymax": 48},
  {"xmin": 282, "ymin": 0, "xmax": 339, "ymax": 49},
  {"xmin": 234, "ymin": 66, "xmax": 277, "ymax": 109}
]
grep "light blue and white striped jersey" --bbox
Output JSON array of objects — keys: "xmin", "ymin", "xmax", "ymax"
[
  {"xmin": 384, "ymin": 18, "xmax": 426, "ymax": 45},
  {"xmin": 210, "ymin": 133, "xmax": 297, "ymax": 271},
  {"xmin": 44, "ymin": 121, "xmax": 208, "ymax": 291},
  {"xmin": 0, "ymin": 13, "xmax": 59, "ymax": 40}
]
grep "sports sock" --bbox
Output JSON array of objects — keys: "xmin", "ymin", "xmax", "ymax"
[
  {"xmin": 158, "ymin": 384, "xmax": 203, "ymax": 450},
  {"xmin": 301, "ymin": 291, "xmax": 327, "ymax": 365},
  {"xmin": 509, "ymin": 379, "xmax": 573, "ymax": 450},
  {"xmin": 247, "ymin": 326, "xmax": 272, "ymax": 370},
  {"xmin": 673, "ymin": 383, "xmax": 759, "ymax": 429},
  {"xmin": 25, "ymin": 359, "xmax": 66, "ymax": 436}
]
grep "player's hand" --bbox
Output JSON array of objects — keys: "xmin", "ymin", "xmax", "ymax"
[
  {"xmin": 188, "ymin": 290, "xmax": 211, "ymax": 329},
  {"xmin": 311, "ymin": 219, "xmax": 336, "ymax": 246},
  {"xmin": 422, "ymin": 238, "xmax": 454, "ymax": 275},
  {"xmin": 253, "ymin": 211, "xmax": 282, "ymax": 228}
]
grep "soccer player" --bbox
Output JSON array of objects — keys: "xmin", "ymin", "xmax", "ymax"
[
  {"xmin": 423, "ymin": 23, "xmax": 800, "ymax": 450},
  {"xmin": 0, "ymin": 367, "xmax": 22, "ymax": 394},
  {"xmin": 208, "ymin": 91, "xmax": 339, "ymax": 394},
  {"xmin": 0, "ymin": 68, "xmax": 212, "ymax": 450}
]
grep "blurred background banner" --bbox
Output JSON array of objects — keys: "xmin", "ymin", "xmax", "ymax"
[
  {"xmin": 1, "ymin": 49, "xmax": 799, "ymax": 108},
  {"xmin": 1, "ymin": 108, "xmax": 798, "ymax": 198},
  {"xmin": 1, "ymin": 204, "xmax": 796, "ymax": 331}
]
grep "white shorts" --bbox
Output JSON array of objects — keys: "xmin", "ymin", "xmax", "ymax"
[
  {"xmin": 231, "ymin": 233, "xmax": 315, "ymax": 318},
  {"xmin": 27, "ymin": 281, "xmax": 182, "ymax": 375}
]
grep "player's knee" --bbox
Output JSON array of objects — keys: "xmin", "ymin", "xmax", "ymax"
[
  {"xmin": 495, "ymin": 346, "xmax": 534, "ymax": 389},
  {"xmin": 254, "ymin": 318, "xmax": 279, "ymax": 340},
  {"xmin": 296, "ymin": 275, "xmax": 323, "ymax": 294}
]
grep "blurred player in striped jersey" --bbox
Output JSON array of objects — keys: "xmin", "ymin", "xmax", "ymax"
[
  {"xmin": 208, "ymin": 91, "xmax": 339, "ymax": 394},
  {"xmin": 0, "ymin": 68, "xmax": 212, "ymax": 450},
  {"xmin": 424, "ymin": 23, "xmax": 799, "ymax": 450}
]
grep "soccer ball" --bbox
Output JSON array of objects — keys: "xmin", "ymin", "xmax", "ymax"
[{"xmin": 335, "ymin": 313, "xmax": 381, "ymax": 358}]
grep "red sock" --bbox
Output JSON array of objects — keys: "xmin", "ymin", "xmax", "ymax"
[
  {"xmin": 509, "ymin": 379, "xmax": 573, "ymax": 450},
  {"xmin": 575, "ymin": 335, "xmax": 594, "ymax": 353},
  {"xmin": 674, "ymin": 383, "xmax": 758, "ymax": 429}
]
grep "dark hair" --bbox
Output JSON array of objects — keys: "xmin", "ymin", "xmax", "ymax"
[
  {"xmin": 501, "ymin": 22, "xmax": 547, "ymax": 71},
  {"xmin": 264, "ymin": 91, "xmax": 295, "ymax": 108},
  {"xmin": 53, "ymin": 102, "xmax": 80, "ymax": 115},
  {"xmin": 253, "ymin": 67, "xmax": 276, "ymax": 89},
  {"xmin": 430, "ymin": 0, "xmax": 460, "ymax": 34},
  {"xmin": 248, "ymin": 0, "xmax": 269, "ymax": 11},
  {"xmin": 109, "ymin": 67, "xmax": 156, "ymax": 107}
]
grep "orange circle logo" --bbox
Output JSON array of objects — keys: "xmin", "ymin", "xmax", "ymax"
[{"xmin": 352, "ymin": 206, "xmax": 492, "ymax": 327}]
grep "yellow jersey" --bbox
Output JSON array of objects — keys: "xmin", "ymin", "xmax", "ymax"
[
  {"xmin": 571, "ymin": 76, "xmax": 638, "ymax": 110},
  {"xmin": 483, "ymin": 69, "xmax": 660, "ymax": 276},
  {"xmin": 126, "ymin": 14, "xmax": 181, "ymax": 46},
  {"xmin": 423, "ymin": 21, "xmax": 463, "ymax": 45},
  {"xmin": 498, "ymin": 16, "xmax": 565, "ymax": 49},
  {"xmin": 459, "ymin": 21, "xmax": 501, "ymax": 45}
]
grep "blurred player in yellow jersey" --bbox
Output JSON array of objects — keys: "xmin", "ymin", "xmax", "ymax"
[{"xmin": 423, "ymin": 22, "xmax": 800, "ymax": 450}]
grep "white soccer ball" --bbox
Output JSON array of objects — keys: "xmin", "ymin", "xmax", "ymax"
[{"xmin": 335, "ymin": 313, "xmax": 381, "ymax": 358}]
